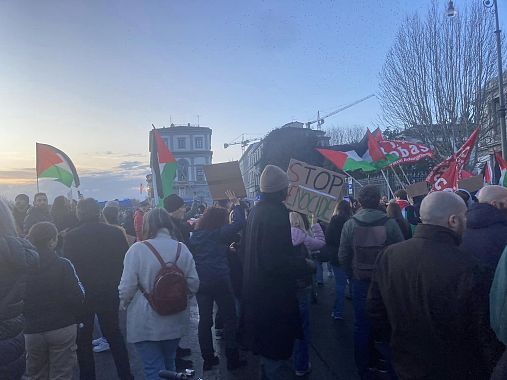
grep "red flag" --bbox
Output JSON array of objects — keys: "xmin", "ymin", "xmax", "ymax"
[
  {"xmin": 380, "ymin": 140, "xmax": 433, "ymax": 167},
  {"xmin": 367, "ymin": 129, "xmax": 386, "ymax": 161},
  {"xmin": 483, "ymin": 162, "xmax": 493, "ymax": 185}
]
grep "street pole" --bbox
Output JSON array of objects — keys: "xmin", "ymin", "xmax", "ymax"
[{"xmin": 493, "ymin": 0, "xmax": 507, "ymax": 158}]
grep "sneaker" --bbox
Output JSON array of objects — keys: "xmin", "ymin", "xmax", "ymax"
[
  {"xmin": 331, "ymin": 312, "xmax": 344, "ymax": 320},
  {"xmin": 92, "ymin": 340, "xmax": 110, "ymax": 353},
  {"xmin": 215, "ymin": 328, "xmax": 224, "ymax": 340},
  {"xmin": 295, "ymin": 363, "xmax": 312, "ymax": 377},
  {"xmin": 176, "ymin": 358, "xmax": 193, "ymax": 372},
  {"xmin": 92, "ymin": 337, "xmax": 107, "ymax": 346}
]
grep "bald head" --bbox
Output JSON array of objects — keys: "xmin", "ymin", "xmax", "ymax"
[
  {"xmin": 477, "ymin": 185, "xmax": 507, "ymax": 205},
  {"xmin": 420, "ymin": 191, "xmax": 467, "ymax": 229}
]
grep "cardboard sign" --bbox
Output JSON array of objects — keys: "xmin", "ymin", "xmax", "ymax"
[
  {"xmin": 203, "ymin": 161, "xmax": 247, "ymax": 201},
  {"xmin": 286, "ymin": 159, "xmax": 345, "ymax": 222},
  {"xmin": 458, "ymin": 175, "xmax": 483, "ymax": 193},
  {"xmin": 405, "ymin": 181, "xmax": 429, "ymax": 199}
]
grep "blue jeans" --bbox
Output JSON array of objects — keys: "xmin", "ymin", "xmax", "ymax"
[
  {"xmin": 313, "ymin": 259, "xmax": 324, "ymax": 284},
  {"xmin": 294, "ymin": 289, "xmax": 310, "ymax": 372},
  {"xmin": 332, "ymin": 265, "xmax": 347, "ymax": 317},
  {"xmin": 260, "ymin": 356, "xmax": 294, "ymax": 380},
  {"xmin": 135, "ymin": 338, "xmax": 180, "ymax": 380},
  {"xmin": 352, "ymin": 279, "xmax": 373, "ymax": 379}
]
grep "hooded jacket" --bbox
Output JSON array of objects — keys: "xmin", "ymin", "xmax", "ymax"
[
  {"xmin": 0, "ymin": 237, "xmax": 39, "ymax": 380},
  {"xmin": 188, "ymin": 205, "xmax": 245, "ymax": 290},
  {"xmin": 368, "ymin": 224, "xmax": 502, "ymax": 380},
  {"xmin": 461, "ymin": 203, "xmax": 507, "ymax": 272},
  {"xmin": 338, "ymin": 208, "xmax": 404, "ymax": 278},
  {"xmin": 23, "ymin": 247, "xmax": 84, "ymax": 334}
]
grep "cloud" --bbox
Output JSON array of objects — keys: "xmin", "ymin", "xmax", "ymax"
[{"xmin": 116, "ymin": 161, "xmax": 150, "ymax": 171}]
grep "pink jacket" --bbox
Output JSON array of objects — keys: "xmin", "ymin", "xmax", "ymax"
[{"xmin": 291, "ymin": 223, "xmax": 325, "ymax": 252}]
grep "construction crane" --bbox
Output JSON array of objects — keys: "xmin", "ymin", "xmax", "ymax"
[
  {"xmin": 224, "ymin": 134, "xmax": 262, "ymax": 154},
  {"xmin": 305, "ymin": 94, "xmax": 376, "ymax": 129}
]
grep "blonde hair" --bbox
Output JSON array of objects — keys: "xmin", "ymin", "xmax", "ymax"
[{"xmin": 289, "ymin": 212, "xmax": 308, "ymax": 231}]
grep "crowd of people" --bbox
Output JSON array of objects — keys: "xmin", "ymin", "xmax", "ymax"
[{"xmin": 3, "ymin": 164, "xmax": 507, "ymax": 379}]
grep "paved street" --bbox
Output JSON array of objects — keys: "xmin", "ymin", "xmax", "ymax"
[{"xmin": 87, "ymin": 270, "xmax": 359, "ymax": 380}]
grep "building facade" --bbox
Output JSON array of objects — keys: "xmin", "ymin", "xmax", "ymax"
[
  {"xmin": 156, "ymin": 124, "xmax": 213, "ymax": 202},
  {"xmin": 239, "ymin": 141, "xmax": 263, "ymax": 199}
]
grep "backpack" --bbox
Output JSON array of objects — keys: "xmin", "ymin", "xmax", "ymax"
[
  {"xmin": 352, "ymin": 216, "xmax": 388, "ymax": 281},
  {"xmin": 139, "ymin": 241, "xmax": 188, "ymax": 316}
]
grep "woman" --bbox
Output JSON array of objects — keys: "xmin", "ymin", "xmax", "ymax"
[
  {"xmin": 188, "ymin": 191, "xmax": 247, "ymax": 371},
  {"xmin": 387, "ymin": 202, "xmax": 411, "ymax": 240},
  {"xmin": 103, "ymin": 206, "xmax": 136, "ymax": 246},
  {"xmin": 24, "ymin": 222, "xmax": 84, "ymax": 380},
  {"xmin": 289, "ymin": 211, "xmax": 323, "ymax": 377},
  {"xmin": 50, "ymin": 196, "xmax": 78, "ymax": 232},
  {"xmin": 325, "ymin": 200, "xmax": 352, "ymax": 320},
  {"xmin": 0, "ymin": 198, "xmax": 39, "ymax": 379},
  {"xmin": 118, "ymin": 208, "xmax": 199, "ymax": 380}
]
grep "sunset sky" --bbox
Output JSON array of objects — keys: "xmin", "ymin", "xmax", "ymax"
[{"xmin": 1, "ymin": 0, "xmax": 504, "ymax": 201}]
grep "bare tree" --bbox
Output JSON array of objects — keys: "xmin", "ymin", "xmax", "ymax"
[
  {"xmin": 326, "ymin": 125, "xmax": 366, "ymax": 145},
  {"xmin": 378, "ymin": 0, "xmax": 497, "ymax": 160}
]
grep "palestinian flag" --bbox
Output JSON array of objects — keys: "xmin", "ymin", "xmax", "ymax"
[
  {"xmin": 482, "ymin": 161, "xmax": 493, "ymax": 185},
  {"xmin": 150, "ymin": 128, "xmax": 177, "ymax": 205},
  {"xmin": 317, "ymin": 129, "xmax": 399, "ymax": 172},
  {"xmin": 495, "ymin": 152, "xmax": 507, "ymax": 187},
  {"xmin": 36, "ymin": 143, "xmax": 80, "ymax": 188}
]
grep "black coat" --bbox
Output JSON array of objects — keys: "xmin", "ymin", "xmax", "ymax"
[
  {"xmin": 240, "ymin": 199, "xmax": 312, "ymax": 360},
  {"xmin": 63, "ymin": 222, "xmax": 128, "ymax": 312},
  {"xmin": 23, "ymin": 207, "xmax": 52, "ymax": 235},
  {"xmin": 368, "ymin": 224, "xmax": 502, "ymax": 380},
  {"xmin": 0, "ymin": 237, "xmax": 39, "ymax": 380},
  {"xmin": 324, "ymin": 214, "xmax": 350, "ymax": 267},
  {"xmin": 24, "ymin": 247, "xmax": 84, "ymax": 334},
  {"xmin": 460, "ymin": 203, "xmax": 507, "ymax": 273}
]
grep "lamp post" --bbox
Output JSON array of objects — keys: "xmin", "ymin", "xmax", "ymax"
[{"xmin": 447, "ymin": 0, "xmax": 507, "ymax": 158}]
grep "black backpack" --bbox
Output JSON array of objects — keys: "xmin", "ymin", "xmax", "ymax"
[{"xmin": 351, "ymin": 216, "xmax": 388, "ymax": 281}]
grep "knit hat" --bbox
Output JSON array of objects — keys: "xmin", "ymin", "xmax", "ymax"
[
  {"xmin": 164, "ymin": 194, "xmax": 185, "ymax": 213},
  {"xmin": 260, "ymin": 165, "xmax": 289, "ymax": 193}
]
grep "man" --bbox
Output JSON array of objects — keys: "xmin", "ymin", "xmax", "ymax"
[
  {"xmin": 163, "ymin": 194, "xmax": 198, "ymax": 244},
  {"xmin": 393, "ymin": 189, "xmax": 409, "ymax": 218},
  {"xmin": 12, "ymin": 194, "xmax": 29, "ymax": 236},
  {"xmin": 133, "ymin": 200, "xmax": 150, "ymax": 242},
  {"xmin": 241, "ymin": 165, "xmax": 313, "ymax": 379},
  {"xmin": 63, "ymin": 198, "xmax": 133, "ymax": 380},
  {"xmin": 23, "ymin": 193, "xmax": 52, "ymax": 235},
  {"xmin": 338, "ymin": 185, "xmax": 404, "ymax": 379},
  {"xmin": 368, "ymin": 191, "xmax": 502, "ymax": 380},
  {"xmin": 461, "ymin": 185, "xmax": 507, "ymax": 272}
]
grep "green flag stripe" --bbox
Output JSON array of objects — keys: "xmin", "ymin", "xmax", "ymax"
[{"xmin": 39, "ymin": 166, "xmax": 75, "ymax": 187}]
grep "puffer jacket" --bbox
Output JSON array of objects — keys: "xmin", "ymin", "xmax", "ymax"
[{"xmin": 0, "ymin": 237, "xmax": 39, "ymax": 380}]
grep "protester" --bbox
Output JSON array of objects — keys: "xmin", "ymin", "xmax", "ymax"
[
  {"xmin": 368, "ymin": 191, "xmax": 502, "ymax": 379},
  {"xmin": 0, "ymin": 198, "xmax": 39, "ymax": 380},
  {"xmin": 325, "ymin": 200, "xmax": 352, "ymax": 320},
  {"xmin": 393, "ymin": 189, "xmax": 409, "ymax": 218},
  {"xmin": 119, "ymin": 208, "xmax": 199, "ymax": 380},
  {"xmin": 24, "ymin": 222, "xmax": 84, "ymax": 380},
  {"xmin": 338, "ymin": 185, "xmax": 404, "ymax": 379},
  {"xmin": 241, "ymin": 164, "xmax": 314, "ymax": 380},
  {"xmin": 461, "ymin": 185, "xmax": 507, "ymax": 273},
  {"xmin": 103, "ymin": 205, "xmax": 136, "ymax": 246},
  {"xmin": 23, "ymin": 193, "xmax": 53, "ymax": 235},
  {"xmin": 133, "ymin": 200, "xmax": 150, "ymax": 242},
  {"xmin": 12, "ymin": 194, "xmax": 29, "ymax": 236},
  {"xmin": 188, "ymin": 191, "xmax": 247, "ymax": 371},
  {"xmin": 50, "ymin": 195, "xmax": 79, "ymax": 232},
  {"xmin": 405, "ymin": 194, "xmax": 424, "ymax": 233},
  {"xmin": 455, "ymin": 188, "xmax": 475, "ymax": 208},
  {"xmin": 289, "ymin": 211, "xmax": 322, "ymax": 376},
  {"xmin": 63, "ymin": 198, "xmax": 133, "ymax": 380},
  {"xmin": 164, "ymin": 194, "xmax": 196, "ymax": 243},
  {"xmin": 387, "ymin": 202, "xmax": 412, "ymax": 240}
]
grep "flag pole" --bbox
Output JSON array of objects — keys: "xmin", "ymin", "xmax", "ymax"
[
  {"xmin": 35, "ymin": 143, "xmax": 40, "ymax": 192},
  {"xmin": 398, "ymin": 165, "xmax": 411, "ymax": 184},
  {"xmin": 390, "ymin": 166, "xmax": 407, "ymax": 188},
  {"xmin": 381, "ymin": 169, "xmax": 394, "ymax": 198}
]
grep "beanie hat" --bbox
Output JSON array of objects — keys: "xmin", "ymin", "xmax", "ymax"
[
  {"xmin": 164, "ymin": 194, "xmax": 185, "ymax": 213},
  {"xmin": 260, "ymin": 165, "xmax": 289, "ymax": 193}
]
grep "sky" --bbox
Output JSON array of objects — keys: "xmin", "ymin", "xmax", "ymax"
[{"xmin": 1, "ymin": 0, "xmax": 505, "ymax": 202}]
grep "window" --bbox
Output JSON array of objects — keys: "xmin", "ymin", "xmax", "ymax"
[
  {"xmin": 196, "ymin": 166, "xmax": 205, "ymax": 182},
  {"xmin": 195, "ymin": 136, "xmax": 204, "ymax": 149},
  {"xmin": 177, "ymin": 137, "xmax": 186, "ymax": 149}
]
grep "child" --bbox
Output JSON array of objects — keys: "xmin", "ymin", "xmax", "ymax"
[{"xmin": 24, "ymin": 222, "xmax": 84, "ymax": 380}]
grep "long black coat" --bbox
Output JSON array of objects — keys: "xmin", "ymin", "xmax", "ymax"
[
  {"xmin": 367, "ymin": 224, "xmax": 502, "ymax": 380},
  {"xmin": 0, "ymin": 237, "xmax": 39, "ymax": 380},
  {"xmin": 240, "ymin": 199, "xmax": 311, "ymax": 360},
  {"xmin": 324, "ymin": 214, "xmax": 349, "ymax": 267},
  {"xmin": 63, "ymin": 222, "xmax": 128, "ymax": 312}
]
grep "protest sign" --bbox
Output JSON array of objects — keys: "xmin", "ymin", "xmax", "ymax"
[
  {"xmin": 458, "ymin": 175, "xmax": 483, "ymax": 193},
  {"xmin": 286, "ymin": 159, "xmax": 345, "ymax": 222},
  {"xmin": 203, "ymin": 161, "xmax": 247, "ymax": 201},
  {"xmin": 405, "ymin": 181, "xmax": 429, "ymax": 199}
]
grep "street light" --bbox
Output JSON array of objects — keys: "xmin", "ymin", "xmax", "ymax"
[{"xmin": 447, "ymin": 0, "xmax": 507, "ymax": 159}]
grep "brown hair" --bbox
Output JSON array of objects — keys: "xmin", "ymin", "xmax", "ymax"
[
  {"xmin": 28, "ymin": 222, "xmax": 58, "ymax": 250},
  {"xmin": 196, "ymin": 207, "xmax": 229, "ymax": 231}
]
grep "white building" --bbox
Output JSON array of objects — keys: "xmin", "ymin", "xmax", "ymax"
[
  {"xmin": 239, "ymin": 141, "xmax": 263, "ymax": 199},
  {"xmin": 155, "ymin": 124, "xmax": 213, "ymax": 202}
]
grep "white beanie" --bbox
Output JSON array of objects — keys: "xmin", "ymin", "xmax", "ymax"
[{"xmin": 260, "ymin": 165, "xmax": 289, "ymax": 193}]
